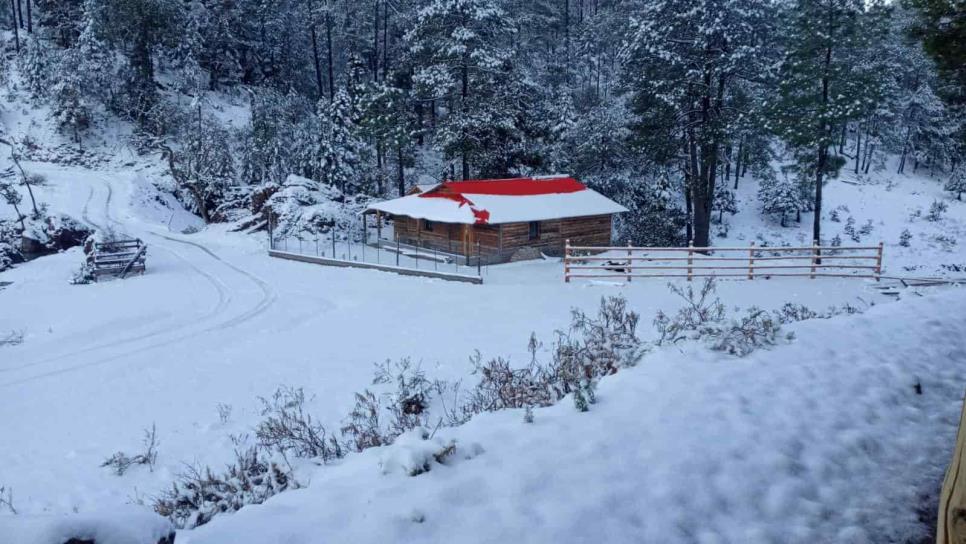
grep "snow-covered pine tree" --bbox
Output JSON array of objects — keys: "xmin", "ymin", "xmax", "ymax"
[
  {"xmin": 769, "ymin": 0, "xmax": 890, "ymax": 245},
  {"xmin": 404, "ymin": 0, "xmax": 516, "ymax": 179},
  {"xmin": 945, "ymin": 165, "xmax": 966, "ymax": 200},
  {"xmin": 317, "ymin": 88, "xmax": 362, "ymax": 195},
  {"xmin": 49, "ymin": 56, "xmax": 92, "ymax": 146},
  {"xmin": 713, "ymin": 185, "xmax": 737, "ymax": 223},
  {"xmin": 758, "ymin": 173, "xmax": 803, "ymax": 227},
  {"xmin": 621, "ymin": 0, "xmax": 776, "ymax": 248}
]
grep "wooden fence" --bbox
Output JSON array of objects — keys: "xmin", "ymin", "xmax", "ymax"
[
  {"xmin": 90, "ymin": 238, "xmax": 147, "ymax": 280},
  {"xmin": 564, "ymin": 240, "xmax": 883, "ymax": 282}
]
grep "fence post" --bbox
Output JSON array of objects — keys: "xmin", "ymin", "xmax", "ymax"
[
  {"xmin": 331, "ymin": 232, "xmax": 336, "ymax": 258},
  {"xmin": 626, "ymin": 240, "xmax": 632, "ymax": 283},
  {"xmin": 687, "ymin": 240, "xmax": 694, "ymax": 282},
  {"xmin": 267, "ymin": 209, "xmax": 273, "ymax": 250},
  {"xmin": 810, "ymin": 239, "xmax": 818, "ymax": 279},
  {"xmin": 477, "ymin": 241, "xmax": 482, "ymax": 277},
  {"xmin": 748, "ymin": 241, "xmax": 755, "ymax": 280},
  {"xmin": 875, "ymin": 241, "xmax": 883, "ymax": 281},
  {"xmin": 315, "ymin": 237, "xmax": 319, "ymax": 256},
  {"xmin": 564, "ymin": 239, "xmax": 571, "ymax": 283},
  {"xmin": 396, "ymin": 238, "xmax": 400, "ymax": 266},
  {"xmin": 434, "ymin": 247, "xmax": 438, "ymax": 271}
]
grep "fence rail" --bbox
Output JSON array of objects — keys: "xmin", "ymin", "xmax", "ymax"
[{"xmin": 564, "ymin": 240, "xmax": 883, "ymax": 283}]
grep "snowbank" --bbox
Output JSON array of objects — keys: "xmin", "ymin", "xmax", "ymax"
[
  {"xmin": 181, "ymin": 289, "xmax": 966, "ymax": 544},
  {"xmin": 0, "ymin": 507, "xmax": 174, "ymax": 544}
]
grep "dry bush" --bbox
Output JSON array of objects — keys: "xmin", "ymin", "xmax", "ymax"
[
  {"xmin": 153, "ymin": 446, "xmax": 296, "ymax": 529},
  {"xmin": 101, "ymin": 424, "xmax": 158, "ymax": 475},
  {"xmin": 653, "ymin": 278, "xmax": 725, "ymax": 344},
  {"xmin": 0, "ymin": 330, "xmax": 23, "ymax": 347},
  {"xmin": 255, "ymin": 386, "xmax": 341, "ymax": 462}
]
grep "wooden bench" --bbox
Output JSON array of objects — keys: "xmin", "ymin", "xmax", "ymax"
[{"xmin": 938, "ymin": 392, "xmax": 966, "ymax": 544}]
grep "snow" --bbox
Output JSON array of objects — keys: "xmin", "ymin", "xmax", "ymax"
[
  {"xmin": 1, "ymin": 142, "xmax": 966, "ymax": 542},
  {"xmin": 1, "ymin": 507, "xmax": 173, "ymax": 544},
  {"xmin": 179, "ymin": 288, "xmax": 966, "ymax": 544},
  {"xmin": 367, "ymin": 188, "xmax": 628, "ymax": 225}
]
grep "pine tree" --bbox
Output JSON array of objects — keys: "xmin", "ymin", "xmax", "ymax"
[
  {"xmin": 317, "ymin": 88, "xmax": 361, "ymax": 195},
  {"xmin": 622, "ymin": 0, "xmax": 777, "ymax": 247},
  {"xmin": 404, "ymin": 0, "xmax": 515, "ymax": 179},
  {"xmin": 945, "ymin": 165, "xmax": 966, "ymax": 200},
  {"xmin": 769, "ymin": 0, "xmax": 890, "ymax": 246},
  {"xmin": 759, "ymin": 173, "xmax": 803, "ymax": 227}
]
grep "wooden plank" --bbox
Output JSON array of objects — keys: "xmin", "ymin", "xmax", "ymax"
[{"xmin": 938, "ymin": 392, "xmax": 966, "ymax": 544}]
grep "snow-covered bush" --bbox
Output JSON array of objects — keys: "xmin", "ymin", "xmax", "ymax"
[
  {"xmin": 944, "ymin": 166, "xmax": 966, "ymax": 200},
  {"xmin": 654, "ymin": 279, "xmax": 789, "ymax": 356},
  {"xmin": 900, "ymin": 229, "xmax": 913, "ymax": 247},
  {"xmin": 255, "ymin": 386, "xmax": 341, "ymax": 463},
  {"xmin": 0, "ymin": 220, "xmax": 24, "ymax": 272},
  {"xmin": 101, "ymin": 424, "xmax": 159, "ymax": 476},
  {"xmin": 153, "ymin": 446, "xmax": 297, "ymax": 529},
  {"xmin": 653, "ymin": 279, "xmax": 725, "ymax": 344},
  {"xmin": 0, "ymin": 485, "xmax": 15, "ymax": 514},
  {"xmin": 461, "ymin": 352, "xmax": 558, "ymax": 415},
  {"xmin": 926, "ymin": 199, "xmax": 948, "ymax": 222},
  {"xmin": 707, "ymin": 307, "xmax": 788, "ymax": 357},
  {"xmin": 0, "ymin": 330, "xmax": 24, "ymax": 347},
  {"xmin": 377, "ymin": 428, "xmax": 460, "ymax": 477},
  {"xmin": 265, "ymin": 174, "xmax": 370, "ymax": 240}
]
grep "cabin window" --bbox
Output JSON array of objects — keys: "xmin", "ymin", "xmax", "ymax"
[
  {"xmin": 422, "ymin": 219, "xmax": 435, "ymax": 232},
  {"xmin": 528, "ymin": 221, "xmax": 541, "ymax": 240}
]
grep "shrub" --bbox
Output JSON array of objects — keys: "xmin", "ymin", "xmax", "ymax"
[
  {"xmin": 926, "ymin": 200, "xmax": 948, "ymax": 222},
  {"xmin": 0, "ymin": 330, "xmax": 24, "ymax": 347},
  {"xmin": 707, "ymin": 307, "xmax": 788, "ymax": 357},
  {"xmin": 255, "ymin": 386, "xmax": 341, "ymax": 463},
  {"xmin": 899, "ymin": 229, "xmax": 912, "ymax": 247},
  {"xmin": 654, "ymin": 279, "xmax": 789, "ymax": 357},
  {"xmin": 653, "ymin": 278, "xmax": 725, "ymax": 344},
  {"xmin": 153, "ymin": 446, "xmax": 296, "ymax": 529},
  {"xmin": 101, "ymin": 424, "xmax": 158, "ymax": 475},
  {"xmin": 0, "ymin": 485, "xmax": 15, "ymax": 514}
]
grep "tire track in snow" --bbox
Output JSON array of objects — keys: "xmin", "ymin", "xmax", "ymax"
[
  {"xmin": 1, "ymin": 182, "xmax": 232, "ymax": 375},
  {"xmin": 0, "ymin": 179, "xmax": 267, "ymax": 381}
]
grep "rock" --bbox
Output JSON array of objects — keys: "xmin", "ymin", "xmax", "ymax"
[
  {"xmin": 509, "ymin": 246, "xmax": 543, "ymax": 262},
  {"xmin": 21, "ymin": 214, "xmax": 92, "ymax": 259}
]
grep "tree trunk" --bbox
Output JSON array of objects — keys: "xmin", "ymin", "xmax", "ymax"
[
  {"xmin": 460, "ymin": 61, "xmax": 469, "ymax": 180},
  {"xmin": 733, "ymin": 138, "xmax": 743, "ymax": 189},
  {"xmin": 24, "ymin": 0, "xmax": 29, "ymax": 33},
  {"xmin": 15, "ymin": 0, "xmax": 22, "ymax": 29},
  {"xmin": 854, "ymin": 121, "xmax": 862, "ymax": 175},
  {"xmin": 325, "ymin": 7, "xmax": 335, "ymax": 100},
  {"xmin": 814, "ymin": 36, "xmax": 833, "ymax": 258},
  {"xmin": 9, "ymin": 0, "xmax": 19, "ymax": 52},
  {"xmin": 308, "ymin": 0, "xmax": 324, "ymax": 100},
  {"xmin": 382, "ymin": 3, "xmax": 389, "ymax": 79},
  {"xmin": 396, "ymin": 143, "xmax": 405, "ymax": 197},
  {"xmin": 372, "ymin": 0, "xmax": 379, "ymax": 79}
]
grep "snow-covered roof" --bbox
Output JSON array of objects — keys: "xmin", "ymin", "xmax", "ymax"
[{"xmin": 366, "ymin": 176, "xmax": 627, "ymax": 225}]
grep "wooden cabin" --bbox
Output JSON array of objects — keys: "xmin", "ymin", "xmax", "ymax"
[{"xmin": 365, "ymin": 176, "xmax": 627, "ymax": 264}]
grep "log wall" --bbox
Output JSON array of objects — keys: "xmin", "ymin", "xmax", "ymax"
[{"xmin": 392, "ymin": 214, "xmax": 615, "ymax": 263}]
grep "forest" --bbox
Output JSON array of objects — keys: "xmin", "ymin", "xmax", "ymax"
[{"xmin": 1, "ymin": 0, "xmax": 964, "ymax": 249}]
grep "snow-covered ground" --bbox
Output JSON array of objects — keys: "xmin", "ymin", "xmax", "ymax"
[
  {"xmin": 179, "ymin": 288, "xmax": 966, "ymax": 544},
  {"xmin": 2, "ymin": 146, "xmax": 966, "ymax": 542}
]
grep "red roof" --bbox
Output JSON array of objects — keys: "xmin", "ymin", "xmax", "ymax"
[{"xmin": 420, "ymin": 176, "xmax": 586, "ymax": 197}]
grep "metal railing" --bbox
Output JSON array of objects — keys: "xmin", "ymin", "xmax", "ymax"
[
  {"xmin": 269, "ymin": 230, "xmax": 486, "ymax": 279},
  {"xmin": 564, "ymin": 240, "xmax": 884, "ymax": 282}
]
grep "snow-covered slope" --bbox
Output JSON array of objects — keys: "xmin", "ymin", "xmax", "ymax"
[{"xmin": 180, "ymin": 288, "xmax": 966, "ymax": 544}]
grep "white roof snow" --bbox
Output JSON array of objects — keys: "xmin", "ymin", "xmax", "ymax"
[{"xmin": 366, "ymin": 188, "xmax": 627, "ymax": 225}]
